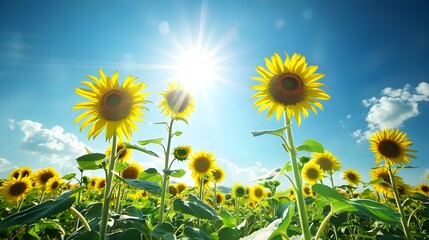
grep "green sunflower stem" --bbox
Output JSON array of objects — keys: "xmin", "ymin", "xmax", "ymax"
[
  {"xmin": 284, "ymin": 115, "xmax": 311, "ymax": 240},
  {"xmin": 387, "ymin": 164, "xmax": 413, "ymax": 240},
  {"xmin": 70, "ymin": 206, "xmax": 91, "ymax": 232},
  {"xmin": 158, "ymin": 117, "xmax": 175, "ymax": 224},
  {"xmin": 100, "ymin": 133, "xmax": 117, "ymax": 240},
  {"xmin": 214, "ymin": 182, "xmax": 218, "ymax": 210}
]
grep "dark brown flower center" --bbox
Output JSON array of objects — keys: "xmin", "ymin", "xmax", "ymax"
[
  {"xmin": 21, "ymin": 170, "xmax": 30, "ymax": 177},
  {"xmin": 303, "ymin": 187, "xmax": 311, "ymax": 195},
  {"xmin": 117, "ymin": 145, "xmax": 128, "ymax": 160},
  {"xmin": 166, "ymin": 89, "xmax": 190, "ymax": 113},
  {"xmin": 346, "ymin": 173, "xmax": 357, "ymax": 181},
  {"xmin": 235, "ymin": 187, "xmax": 245, "ymax": 197},
  {"xmin": 254, "ymin": 188, "xmax": 264, "ymax": 198},
  {"xmin": 51, "ymin": 181, "xmax": 59, "ymax": 190},
  {"xmin": 421, "ymin": 185, "xmax": 429, "ymax": 193},
  {"xmin": 269, "ymin": 73, "xmax": 305, "ymax": 105},
  {"xmin": 40, "ymin": 172, "xmax": 54, "ymax": 184},
  {"xmin": 398, "ymin": 185, "xmax": 405, "ymax": 195},
  {"xmin": 212, "ymin": 170, "xmax": 222, "ymax": 180},
  {"xmin": 99, "ymin": 89, "xmax": 132, "ymax": 121},
  {"xmin": 12, "ymin": 172, "xmax": 20, "ymax": 179},
  {"xmin": 378, "ymin": 140, "xmax": 400, "ymax": 158},
  {"xmin": 98, "ymin": 180, "xmax": 106, "ymax": 189},
  {"xmin": 194, "ymin": 157, "xmax": 210, "ymax": 173},
  {"xmin": 177, "ymin": 184, "xmax": 186, "ymax": 193},
  {"xmin": 306, "ymin": 168, "xmax": 320, "ymax": 179},
  {"xmin": 121, "ymin": 167, "xmax": 139, "ymax": 179},
  {"xmin": 174, "ymin": 148, "xmax": 189, "ymax": 160},
  {"xmin": 168, "ymin": 185, "xmax": 177, "ymax": 196},
  {"xmin": 10, "ymin": 182, "xmax": 27, "ymax": 196},
  {"xmin": 216, "ymin": 194, "xmax": 223, "ymax": 204},
  {"xmin": 316, "ymin": 158, "xmax": 333, "ymax": 171}
]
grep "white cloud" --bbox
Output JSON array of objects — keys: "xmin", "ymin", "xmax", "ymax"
[
  {"xmin": 0, "ymin": 157, "xmax": 11, "ymax": 172},
  {"xmin": 8, "ymin": 118, "xmax": 15, "ymax": 130},
  {"xmin": 346, "ymin": 114, "xmax": 352, "ymax": 119},
  {"xmin": 17, "ymin": 120, "xmax": 88, "ymax": 171},
  {"xmin": 275, "ymin": 18, "xmax": 285, "ymax": 29},
  {"xmin": 217, "ymin": 158, "xmax": 271, "ymax": 186},
  {"xmin": 353, "ymin": 82, "xmax": 429, "ymax": 142}
]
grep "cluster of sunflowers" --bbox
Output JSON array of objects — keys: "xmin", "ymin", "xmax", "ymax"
[{"xmin": 0, "ymin": 52, "xmax": 428, "ymax": 240}]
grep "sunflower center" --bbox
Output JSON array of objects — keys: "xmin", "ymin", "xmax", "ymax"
[
  {"xmin": 98, "ymin": 180, "xmax": 106, "ymax": 189},
  {"xmin": 378, "ymin": 140, "xmax": 401, "ymax": 158},
  {"xmin": 51, "ymin": 181, "xmax": 59, "ymax": 190},
  {"xmin": 12, "ymin": 172, "xmax": 20, "ymax": 179},
  {"xmin": 306, "ymin": 168, "xmax": 320, "ymax": 180},
  {"xmin": 177, "ymin": 184, "xmax": 186, "ymax": 193},
  {"xmin": 117, "ymin": 146, "xmax": 128, "ymax": 160},
  {"xmin": 317, "ymin": 158, "xmax": 333, "ymax": 171},
  {"xmin": 346, "ymin": 173, "xmax": 357, "ymax": 181},
  {"xmin": 398, "ymin": 185, "xmax": 404, "ymax": 195},
  {"xmin": 212, "ymin": 170, "xmax": 222, "ymax": 180},
  {"xmin": 421, "ymin": 186, "xmax": 429, "ymax": 193},
  {"xmin": 10, "ymin": 182, "xmax": 27, "ymax": 196},
  {"xmin": 216, "ymin": 194, "xmax": 223, "ymax": 203},
  {"xmin": 100, "ymin": 89, "xmax": 132, "ymax": 121},
  {"xmin": 303, "ymin": 187, "xmax": 311, "ymax": 196},
  {"xmin": 122, "ymin": 167, "xmax": 139, "ymax": 179},
  {"xmin": 235, "ymin": 187, "xmax": 245, "ymax": 197},
  {"xmin": 22, "ymin": 170, "xmax": 30, "ymax": 177},
  {"xmin": 169, "ymin": 186, "xmax": 177, "ymax": 196},
  {"xmin": 41, "ymin": 172, "xmax": 54, "ymax": 184},
  {"xmin": 166, "ymin": 89, "xmax": 190, "ymax": 113},
  {"xmin": 194, "ymin": 157, "xmax": 210, "ymax": 173},
  {"xmin": 269, "ymin": 73, "xmax": 305, "ymax": 105},
  {"xmin": 254, "ymin": 188, "xmax": 263, "ymax": 198}
]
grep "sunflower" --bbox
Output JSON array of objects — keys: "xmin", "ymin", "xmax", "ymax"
[
  {"xmin": 302, "ymin": 160, "xmax": 324, "ymax": 185},
  {"xmin": 72, "ymin": 69, "xmax": 150, "ymax": 141},
  {"xmin": 45, "ymin": 176, "xmax": 62, "ymax": 194},
  {"xmin": 302, "ymin": 184, "xmax": 312, "ymax": 197},
  {"xmin": 342, "ymin": 169, "xmax": 361, "ymax": 186},
  {"xmin": 312, "ymin": 150, "xmax": 342, "ymax": 173},
  {"xmin": 188, "ymin": 150, "xmax": 216, "ymax": 180},
  {"xmin": 176, "ymin": 182, "xmax": 188, "ymax": 194},
  {"xmin": 397, "ymin": 182, "xmax": 412, "ymax": 196},
  {"xmin": 19, "ymin": 167, "xmax": 32, "ymax": 178},
  {"xmin": 106, "ymin": 142, "xmax": 132, "ymax": 162},
  {"xmin": 0, "ymin": 177, "xmax": 33, "ymax": 203},
  {"xmin": 96, "ymin": 178, "xmax": 106, "ymax": 192},
  {"xmin": 426, "ymin": 173, "xmax": 429, "ymax": 181},
  {"xmin": 211, "ymin": 166, "xmax": 226, "ymax": 184},
  {"xmin": 369, "ymin": 128, "xmax": 416, "ymax": 166},
  {"xmin": 9, "ymin": 168, "xmax": 21, "ymax": 179},
  {"xmin": 216, "ymin": 192, "xmax": 226, "ymax": 205},
  {"xmin": 231, "ymin": 183, "xmax": 246, "ymax": 198},
  {"xmin": 121, "ymin": 161, "xmax": 143, "ymax": 179},
  {"xmin": 173, "ymin": 145, "xmax": 192, "ymax": 161},
  {"xmin": 251, "ymin": 52, "xmax": 330, "ymax": 125},
  {"xmin": 416, "ymin": 184, "xmax": 429, "ymax": 196},
  {"xmin": 195, "ymin": 177, "xmax": 212, "ymax": 190},
  {"xmin": 369, "ymin": 167, "xmax": 403, "ymax": 196},
  {"xmin": 159, "ymin": 81, "xmax": 195, "ymax": 119},
  {"xmin": 87, "ymin": 176, "xmax": 98, "ymax": 190},
  {"xmin": 288, "ymin": 189, "xmax": 296, "ymax": 201},
  {"xmin": 33, "ymin": 167, "xmax": 60, "ymax": 188},
  {"xmin": 250, "ymin": 185, "xmax": 266, "ymax": 201}
]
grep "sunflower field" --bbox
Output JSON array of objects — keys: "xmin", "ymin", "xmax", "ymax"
[{"xmin": 1, "ymin": 53, "xmax": 429, "ymax": 240}]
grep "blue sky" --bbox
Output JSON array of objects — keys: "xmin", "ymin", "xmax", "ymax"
[{"xmin": 1, "ymin": 0, "xmax": 429, "ymax": 189}]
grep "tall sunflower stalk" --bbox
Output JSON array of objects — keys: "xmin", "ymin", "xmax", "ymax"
[
  {"xmin": 72, "ymin": 69, "xmax": 149, "ymax": 240},
  {"xmin": 251, "ymin": 52, "xmax": 330, "ymax": 240},
  {"xmin": 158, "ymin": 81, "xmax": 195, "ymax": 223},
  {"xmin": 369, "ymin": 128, "xmax": 416, "ymax": 240}
]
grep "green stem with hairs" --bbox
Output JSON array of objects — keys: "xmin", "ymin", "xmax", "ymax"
[
  {"xmin": 387, "ymin": 164, "xmax": 413, "ymax": 240},
  {"xmin": 100, "ymin": 133, "xmax": 117, "ymax": 240},
  {"xmin": 158, "ymin": 117, "xmax": 175, "ymax": 224},
  {"xmin": 70, "ymin": 206, "xmax": 91, "ymax": 232},
  {"xmin": 315, "ymin": 209, "xmax": 334, "ymax": 240},
  {"xmin": 284, "ymin": 114, "xmax": 311, "ymax": 240}
]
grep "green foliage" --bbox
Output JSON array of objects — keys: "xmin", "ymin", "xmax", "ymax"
[
  {"xmin": 251, "ymin": 126, "xmax": 288, "ymax": 137},
  {"xmin": 173, "ymin": 194, "xmax": 221, "ymax": 220},
  {"xmin": 76, "ymin": 153, "xmax": 105, "ymax": 170},
  {"xmin": 296, "ymin": 139, "xmax": 324, "ymax": 153},
  {"xmin": 115, "ymin": 174, "xmax": 162, "ymax": 194}
]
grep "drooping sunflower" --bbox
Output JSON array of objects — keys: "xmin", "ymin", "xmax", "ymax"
[
  {"xmin": 168, "ymin": 184, "xmax": 178, "ymax": 197},
  {"xmin": 45, "ymin": 176, "xmax": 62, "ymax": 194},
  {"xmin": 312, "ymin": 150, "xmax": 342, "ymax": 174},
  {"xmin": 121, "ymin": 161, "xmax": 143, "ymax": 179},
  {"xmin": 251, "ymin": 52, "xmax": 330, "ymax": 125},
  {"xmin": 188, "ymin": 150, "xmax": 216, "ymax": 180},
  {"xmin": 0, "ymin": 177, "xmax": 33, "ymax": 203},
  {"xmin": 342, "ymin": 169, "xmax": 361, "ymax": 186},
  {"xmin": 33, "ymin": 167, "xmax": 60, "ymax": 188},
  {"xmin": 416, "ymin": 184, "xmax": 429, "ymax": 196},
  {"xmin": 211, "ymin": 166, "xmax": 226, "ymax": 184},
  {"xmin": 96, "ymin": 178, "xmax": 106, "ymax": 192},
  {"xmin": 176, "ymin": 182, "xmax": 188, "ymax": 194},
  {"xmin": 231, "ymin": 183, "xmax": 246, "ymax": 198},
  {"xmin": 106, "ymin": 142, "xmax": 132, "ymax": 162},
  {"xmin": 396, "ymin": 182, "xmax": 412, "ymax": 196},
  {"xmin": 369, "ymin": 128, "xmax": 416, "ymax": 166},
  {"xmin": 173, "ymin": 145, "xmax": 192, "ymax": 161},
  {"xmin": 159, "ymin": 81, "xmax": 195, "ymax": 119},
  {"xmin": 301, "ymin": 160, "xmax": 324, "ymax": 185},
  {"xmin": 72, "ymin": 69, "xmax": 150, "ymax": 141},
  {"xmin": 250, "ymin": 185, "xmax": 266, "ymax": 201},
  {"xmin": 216, "ymin": 192, "xmax": 226, "ymax": 205},
  {"xmin": 369, "ymin": 167, "xmax": 403, "ymax": 197}
]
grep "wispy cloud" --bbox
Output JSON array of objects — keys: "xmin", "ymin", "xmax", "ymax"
[
  {"xmin": 8, "ymin": 118, "xmax": 15, "ymax": 130},
  {"xmin": 17, "ymin": 120, "xmax": 88, "ymax": 171},
  {"xmin": 217, "ymin": 158, "xmax": 271, "ymax": 186},
  {"xmin": 0, "ymin": 157, "xmax": 12, "ymax": 172},
  {"xmin": 352, "ymin": 82, "xmax": 429, "ymax": 142},
  {"xmin": 275, "ymin": 18, "xmax": 286, "ymax": 29}
]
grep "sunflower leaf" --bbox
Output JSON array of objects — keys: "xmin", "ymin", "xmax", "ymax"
[
  {"xmin": 174, "ymin": 117, "xmax": 189, "ymax": 125},
  {"xmin": 138, "ymin": 138, "xmax": 164, "ymax": 146},
  {"xmin": 251, "ymin": 126, "xmax": 288, "ymax": 137},
  {"xmin": 184, "ymin": 226, "xmax": 213, "ymax": 240},
  {"xmin": 114, "ymin": 161, "xmax": 128, "ymax": 172},
  {"xmin": 115, "ymin": 174, "xmax": 162, "ymax": 194},
  {"xmin": 279, "ymin": 161, "xmax": 292, "ymax": 174},
  {"xmin": 165, "ymin": 169, "xmax": 186, "ymax": 178},
  {"xmin": 139, "ymin": 168, "xmax": 162, "ymax": 182},
  {"xmin": 296, "ymin": 139, "xmax": 324, "ymax": 153},
  {"xmin": 124, "ymin": 143, "xmax": 160, "ymax": 158},
  {"xmin": 173, "ymin": 194, "xmax": 221, "ymax": 220},
  {"xmin": 62, "ymin": 173, "xmax": 76, "ymax": 180},
  {"xmin": 172, "ymin": 131, "xmax": 183, "ymax": 136},
  {"xmin": 76, "ymin": 153, "xmax": 106, "ymax": 170},
  {"xmin": 151, "ymin": 223, "xmax": 175, "ymax": 239}
]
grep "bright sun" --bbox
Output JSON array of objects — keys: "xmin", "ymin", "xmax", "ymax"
[{"xmin": 178, "ymin": 48, "xmax": 216, "ymax": 90}]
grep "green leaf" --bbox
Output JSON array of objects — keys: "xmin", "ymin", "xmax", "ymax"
[
  {"xmin": 218, "ymin": 227, "xmax": 240, "ymax": 240},
  {"xmin": 138, "ymin": 138, "xmax": 164, "ymax": 146},
  {"xmin": 116, "ymin": 174, "xmax": 161, "ymax": 194},
  {"xmin": 173, "ymin": 194, "xmax": 221, "ymax": 220},
  {"xmin": 269, "ymin": 204, "xmax": 295, "ymax": 239},
  {"xmin": 167, "ymin": 169, "xmax": 186, "ymax": 178},
  {"xmin": 106, "ymin": 228, "xmax": 142, "ymax": 240},
  {"xmin": 115, "ymin": 161, "xmax": 128, "ymax": 172},
  {"xmin": 154, "ymin": 121, "xmax": 168, "ymax": 126},
  {"xmin": 152, "ymin": 223, "xmax": 175, "ymax": 238},
  {"xmin": 62, "ymin": 173, "xmax": 76, "ymax": 180},
  {"xmin": 241, "ymin": 218, "xmax": 283, "ymax": 240},
  {"xmin": 251, "ymin": 126, "xmax": 288, "ymax": 137},
  {"xmin": 220, "ymin": 209, "xmax": 236, "ymax": 228},
  {"xmin": 364, "ymin": 177, "xmax": 386, "ymax": 186},
  {"xmin": 174, "ymin": 117, "xmax": 189, "ymax": 125},
  {"xmin": 124, "ymin": 143, "xmax": 160, "ymax": 158},
  {"xmin": 172, "ymin": 131, "xmax": 183, "ymax": 136},
  {"xmin": 184, "ymin": 226, "xmax": 212, "ymax": 240},
  {"xmin": 296, "ymin": 139, "xmax": 324, "ymax": 153},
  {"xmin": 68, "ymin": 231, "xmax": 100, "ymax": 240},
  {"xmin": 0, "ymin": 194, "xmax": 76, "ymax": 228},
  {"xmin": 312, "ymin": 184, "xmax": 356, "ymax": 213},
  {"xmin": 138, "ymin": 168, "xmax": 162, "ymax": 183},
  {"xmin": 279, "ymin": 161, "xmax": 292, "ymax": 174},
  {"xmin": 76, "ymin": 153, "xmax": 105, "ymax": 170}
]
